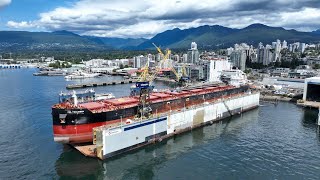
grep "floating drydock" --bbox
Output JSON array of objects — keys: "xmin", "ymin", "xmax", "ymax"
[{"xmin": 74, "ymin": 91, "xmax": 260, "ymax": 160}]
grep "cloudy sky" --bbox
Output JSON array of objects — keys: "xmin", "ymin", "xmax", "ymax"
[{"xmin": 0, "ymin": 0, "xmax": 320, "ymax": 38}]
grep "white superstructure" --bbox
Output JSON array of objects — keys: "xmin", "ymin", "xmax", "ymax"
[
  {"xmin": 208, "ymin": 59, "xmax": 232, "ymax": 82},
  {"xmin": 220, "ymin": 69, "xmax": 248, "ymax": 87}
]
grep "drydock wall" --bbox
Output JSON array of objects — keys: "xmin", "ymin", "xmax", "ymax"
[
  {"xmin": 98, "ymin": 92, "xmax": 260, "ymax": 159},
  {"xmin": 102, "ymin": 117, "xmax": 167, "ymax": 155},
  {"xmin": 167, "ymin": 93, "xmax": 259, "ymax": 134}
]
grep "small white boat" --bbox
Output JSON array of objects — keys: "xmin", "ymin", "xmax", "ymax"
[
  {"xmin": 33, "ymin": 68, "xmax": 67, "ymax": 76},
  {"xmin": 65, "ymin": 70, "xmax": 101, "ymax": 79},
  {"xmin": 95, "ymin": 93, "xmax": 115, "ymax": 101}
]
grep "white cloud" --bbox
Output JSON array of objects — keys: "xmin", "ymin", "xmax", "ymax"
[
  {"xmin": 83, "ymin": 21, "xmax": 167, "ymax": 38},
  {"xmin": 278, "ymin": 8, "xmax": 320, "ymax": 31},
  {"xmin": 5, "ymin": 0, "xmax": 320, "ymax": 38},
  {"xmin": 0, "ymin": 0, "xmax": 10, "ymax": 8},
  {"xmin": 7, "ymin": 21, "xmax": 36, "ymax": 29}
]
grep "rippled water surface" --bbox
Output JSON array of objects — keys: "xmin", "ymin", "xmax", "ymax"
[{"xmin": 0, "ymin": 69, "xmax": 320, "ymax": 179}]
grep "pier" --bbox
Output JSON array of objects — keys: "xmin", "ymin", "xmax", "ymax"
[
  {"xmin": 66, "ymin": 79, "xmax": 138, "ymax": 89},
  {"xmin": 259, "ymin": 94, "xmax": 302, "ymax": 104},
  {"xmin": 260, "ymin": 95, "xmax": 280, "ymax": 104},
  {"xmin": 0, "ymin": 64, "xmax": 22, "ymax": 69},
  {"xmin": 297, "ymin": 101, "xmax": 320, "ymax": 108}
]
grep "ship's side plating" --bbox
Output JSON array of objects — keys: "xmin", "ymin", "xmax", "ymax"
[{"xmin": 94, "ymin": 92, "xmax": 260, "ymax": 159}]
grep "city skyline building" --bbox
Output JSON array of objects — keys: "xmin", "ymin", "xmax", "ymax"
[
  {"xmin": 263, "ymin": 45, "xmax": 273, "ymax": 65},
  {"xmin": 230, "ymin": 50, "xmax": 246, "ymax": 71},
  {"xmin": 187, "ymin": 42, "xmax": 200, "ymax": 64}
]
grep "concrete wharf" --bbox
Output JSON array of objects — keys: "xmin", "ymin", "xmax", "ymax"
[{"xmin": 66, "ymin": 79, "xmax": 138, "ymax": 89}]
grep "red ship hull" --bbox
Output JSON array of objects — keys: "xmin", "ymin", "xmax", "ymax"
[{"xmin": 53, "ymin": 120, "xmax": 120, "ymax": 143}]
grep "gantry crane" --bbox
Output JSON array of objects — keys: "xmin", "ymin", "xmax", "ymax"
[
  {"xmin": 151, "ymin": 43, "xmax": 189, "ymax": 86},
  {"xmin": 132, "ymin": 43, "xmax": 190, "ymax": 118},
  {"xmin": 131, "ymin": 58, "xmax": 153, "ymax": 118},
  {"xmin": 138, "ymin": 59, "xmax": 150, "ymax": 82},
  {"xmin": 147, "ymin": 43, "xmax": 173, "ymax": 83}
]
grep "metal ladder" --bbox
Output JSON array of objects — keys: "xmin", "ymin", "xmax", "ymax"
[{"xmin": 223, "ymin": 101, "xmax": 233, "ymax": 116}]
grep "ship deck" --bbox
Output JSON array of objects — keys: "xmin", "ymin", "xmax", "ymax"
[{"xmin": 54, "ymin": 84, "xmax": 234, "ymax": 112}]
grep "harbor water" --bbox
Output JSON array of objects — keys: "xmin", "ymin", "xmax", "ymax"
[{"xmin": 1, "ymin": 69, "xmax": 320, "ymax": 179}]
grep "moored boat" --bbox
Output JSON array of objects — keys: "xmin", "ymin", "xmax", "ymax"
[
  {"xmin": 64, "ymin": 70, "xmax": 101, "ymax": 80},
  {"xmin": 33, "ymin": 68, "xmax": 67, "ymax": 76}
]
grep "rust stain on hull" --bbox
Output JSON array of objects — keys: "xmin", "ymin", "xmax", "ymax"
[{"xmin": 193, "ymin": 109, "xmax": 204, "ymax": 126}]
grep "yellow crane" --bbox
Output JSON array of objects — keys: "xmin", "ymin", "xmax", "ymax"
[
  {"xmin": 152, "ymin": 43, "xmax": 190, "ymax": 85},
  {"xmin": 144, "ymin": 43, "xmax": 169, "ymax": 82},
  {"xmin": 136, "ymin": 43, "xmax": 189, "ymax": 86},
  {"xmin": 136, "ymin": 44, "xmax": 171, "ymax": 83},
  {"xmin": 138, "ymin": 59, "xmax": 150, "ymax": 82},
  {"xmin": 181, "ymin": 63, "xmax": 188, "ymax": 78},
  {"xmin": 151, "ymin": 43, "xmax": 181, "ymax": 82}
]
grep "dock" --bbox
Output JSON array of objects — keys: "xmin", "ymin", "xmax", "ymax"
[
  {"xmin": 260, "ymin": 95, "xmax": 296, "ymax": 103},
  {"xmin": 260, "ymin": 95, "xmax": 280, "ymax": 104},
  {"xmin": 276, "ymin": 77, "xmax": 305, "ymax": 83},
  {"xmin": 297, "ymin": 101, "xmax": 320, "ymax": 108},
  {"xmin": 66, "ymin": 79, "xmax": 138, "ymax": 89},
  {"xmin": 0, "ymin": 64, "xmax": 22, "ymax": 69},
  {"xmin": 72, "ymin": 144, "xmax": 96, "ymax": 157}
]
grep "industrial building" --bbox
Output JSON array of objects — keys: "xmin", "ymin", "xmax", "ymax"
[{"xmin": 303, "ymin": 77, "xmax": 320, "ymax": 102}]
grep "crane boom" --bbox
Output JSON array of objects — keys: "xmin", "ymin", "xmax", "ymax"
[
  {"xmin": 152, "ymin": 43, "xmax": 165, "ymax": 59},
  {"xmin": 169, "ymin": 62, "xmax": 180, "ymax": 81},
  {"xmin": 149, "ymin": 43, "xmax": 174, "ymax": 83},
  {"xmin": 181, "ymin": 63, "xmax": 188, "ymax": 77},
  {"xmin": 150, "ymin": 43, "xmax": 189, "ymax": 85}
]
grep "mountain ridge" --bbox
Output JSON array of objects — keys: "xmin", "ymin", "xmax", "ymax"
[
  {"xmin": 136, "ymin": 24, "xmax": 320, "ymax": 49},
  {"xmin": 312, "ymin": 29, "xmax": 320, "ymax": 35},
  {"xmin": 1, "ymin": 24, "xmax": 320, "ymax": 51}
]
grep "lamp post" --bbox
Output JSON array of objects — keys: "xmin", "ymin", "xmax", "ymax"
[
  {"xmin": 120, "ymin": 115, "xmax": 123, "ymax": 128},
  {"xmin": 186, "ymin": 98, "xmax": 189, "ymax": 109}
]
